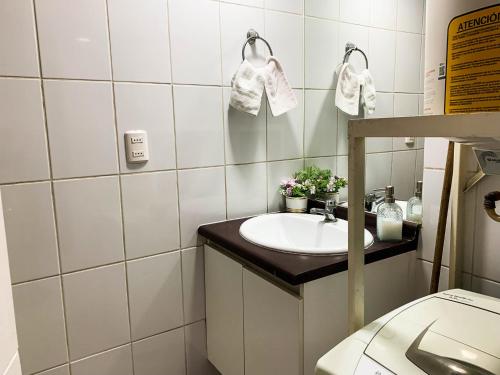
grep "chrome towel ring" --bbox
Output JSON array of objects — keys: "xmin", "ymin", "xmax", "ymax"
[
  {"xmin": 241, "ymin": 29, "xmax": 273, "ymax": 61},
  {"xmin": 343, "ymin": 42, "xmax": 368, "ymax": 69}
]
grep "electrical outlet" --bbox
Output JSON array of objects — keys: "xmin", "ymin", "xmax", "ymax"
[
  {"xmin": 125, "ymin": 130, "xmax": 149, "ymax": 163},
  {"xmin": 130, "ymin": 136, "xmax": 144, "ymax": 144}
]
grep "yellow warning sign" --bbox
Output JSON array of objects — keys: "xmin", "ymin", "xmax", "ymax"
[{"xmin": 445, "ymin": 4, "xmax": 500, "ymax": 114}]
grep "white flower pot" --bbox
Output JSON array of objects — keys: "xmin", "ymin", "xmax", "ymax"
[{"xmin": 285, "ymin": 196, "xmax": 308, "ymax": 213}]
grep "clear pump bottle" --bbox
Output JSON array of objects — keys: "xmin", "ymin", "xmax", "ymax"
[
  {"xmin": 407, "ymin": 181, "xmax": 423, "ymax": 224},
  {"xmin": 377, "ymin": 186, "xmax": 403, "ymax": 241}
]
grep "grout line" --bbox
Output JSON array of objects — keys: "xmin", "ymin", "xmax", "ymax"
[
  {"xmin": 102, "ymin": 1, "xmax": 137, "ymax": 373},
  {"xmin": 164, "ymin": 3, "xmax": 189, "ymax": 372},
  {"xmin": 30, "ymin": 0, "xmax": 74, "ymax": 370}
]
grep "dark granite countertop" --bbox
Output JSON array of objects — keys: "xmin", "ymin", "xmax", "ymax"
[{"xmin": 198, "ymin": 204, "xmax": 420, "ymax": 286}]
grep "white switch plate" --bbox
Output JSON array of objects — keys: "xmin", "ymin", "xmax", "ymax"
[{"xmin": 125, "ymin": 130, "xmax": 149, "ymax": 163}]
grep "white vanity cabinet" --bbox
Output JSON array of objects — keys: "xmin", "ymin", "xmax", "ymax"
[
  {"xmin": 205, "ymin": 244, "xmax": 244, "ymax": 375},
  {"xmin": 205, "ymin": 243, "xmax": 416, "ymax": 375},
  {"xmin": 205, "ymin": 245, "xmax": 303, "ymax": 375}
]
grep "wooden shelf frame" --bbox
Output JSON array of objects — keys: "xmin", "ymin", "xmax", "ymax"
[{"xmin": 347, "ymin": 112, "xmax": 500, "ymax": 333}]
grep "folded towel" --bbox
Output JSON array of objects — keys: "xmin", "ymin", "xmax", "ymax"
[
  {"xmin": 230, "ymin": 56, "xmax": 297, "ymax": 117},
  {"xmin": 335, "ymin": 63, "xmax": 376, "ymax": 116}
]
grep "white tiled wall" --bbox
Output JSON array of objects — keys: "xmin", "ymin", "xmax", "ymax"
[
  {"xmin": 0, "ymin": 0, "xmax": 424, "ymax": 374},
  {"xmin": 418, "ymin": 141, "xmax": 500, "ymax": 300}
]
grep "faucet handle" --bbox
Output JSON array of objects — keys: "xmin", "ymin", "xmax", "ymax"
[{"xmin": 325, "ymin": 199, "xmax": 336, "ymax": 210}]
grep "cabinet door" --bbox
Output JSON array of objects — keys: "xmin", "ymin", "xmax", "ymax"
[
  {"xmin": 205, "ymin": 245, "xmax": 244, "ymax": 375},
  {"xmin": 243, "ymin": 269, "xmax": 303, "ymax": 375}
]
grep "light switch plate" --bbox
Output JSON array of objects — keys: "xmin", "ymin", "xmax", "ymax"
[{"xmin": 125, "ymin": 130, "xmax": 149, "ymax": 163}]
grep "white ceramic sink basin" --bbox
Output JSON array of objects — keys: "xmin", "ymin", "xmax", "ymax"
[{"xmin": 239, "ymin": 213, "xmax": 374, "ymax": 255}]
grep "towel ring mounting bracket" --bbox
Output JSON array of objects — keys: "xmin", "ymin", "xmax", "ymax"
[
  {"xmin": 242, "ymin": 29, "xmax": 273, "ymax": 61},
  {"xmin": 343, "ymin": 42, "xmax": 369, "ymax": 69}
]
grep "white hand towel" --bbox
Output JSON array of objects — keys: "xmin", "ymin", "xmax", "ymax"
[
  {"xmin": 360, "ymin": 69, "xmax": 376, "ymax": 115},
  {"xmin": 335, "ymin": 63, "xmax": 361, "ymax": 116},
  {"xmin": 230, "ymin": 59, "xmax": 266, "ymax": 116},
  {"xmin": 230, "ymin": 56, "xmax": 297, "ymax": 117},
  {"xmin": 264, "ymin": 57, "xmax": 298, "ymax": 117},
  {"xmin": 335, "ymin": 63, "xmax": 376, "ymax": 116}
]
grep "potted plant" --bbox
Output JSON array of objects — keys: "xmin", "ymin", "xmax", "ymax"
[
  {"xmin": 279, "ymin": 178, "xmax": 312, "ymax": 213},
  {"xmin": 323, "ymin": 175, "xmax": 348, "ymax": 204}
]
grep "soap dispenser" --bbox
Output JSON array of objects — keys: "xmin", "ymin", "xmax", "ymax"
[
  {"xmin": 377, "ymin": 186, "xmax": 403, "ymax": 241},
  {"xmin": 407, "ymin": 181, "xmax": 423, "ymax": 224}
]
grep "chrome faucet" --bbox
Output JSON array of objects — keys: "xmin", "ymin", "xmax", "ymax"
[
  {"xmin": 365, "ymin": 188, "xmax": 386, "ymax": 211},
  {"xmin": 310, "ymin": 200, "xmax": 337, "ymax": 222}
]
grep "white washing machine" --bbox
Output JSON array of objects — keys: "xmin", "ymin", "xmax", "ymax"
[{"xmin": 316, "ymin": 289, "xmax": 500, "ymax": 374}]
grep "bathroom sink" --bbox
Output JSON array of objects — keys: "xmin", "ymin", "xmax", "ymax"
[{"xmin": 239, "ymin": 213, "xmax": 374, "ymax": 255}]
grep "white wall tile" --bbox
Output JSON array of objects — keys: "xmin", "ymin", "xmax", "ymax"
[
  {"xmin": 185, "ymin": 320, "xmax": 219, "ymax": 375},
  {"xmin": 44, "ymin": 80, "xmax": 118, "ymax": 179},
  {"xmin": 71, "ymin": 345, "xmax": 133, "ymax": 375},
  {"xmin": 266, "ymin": 0, "xmax": 303, "ymax": 14},
  {"xmin": 54, "ymin": 177, "xmax": 124, "ymax": 273},
  {"xmin": 63, "ymin": 264, "xmax": 130, "ymax": 360},
  {"xmin": 419, "ymin": 169, "xmax": 450, "ymax": 265},
  {"xmin": 127, "ymin": 252, "xmax": 183, "ymax": 340},
  {"xmin": 37, "ymin": 365, "xmax": 70, "ymax": 375},
  {"xmin": 0, "ymin": 78, "xmax": 49, "ymax": 183},
  {"xmin": 305, "ymin": 18, "xmax": 338, "ymax": 89},
  {"xmin": 471, "ymin": 276, "xmax": 500, "ymax": 299},
  {"xmin": 366, "ymin": 152, "xmax": 392, "ymax": 193},
  {"xmin": 337, "ymin": 110, "xmax": 364, "ymax": 157},
  {"xmin": 224, "ymin": 0, "xmax": 263, "ymax": 7},
  {"xmin": 267, "ymin": 89, "xmax": 304, "ymax": 160},
  {"xmin": 370, "ymin": 0, "xmax": 396, "ymax": 30},
  {"xmin": 0, "ymin": 0, "xmax": 39, "ymax": 76},
  {"xmin": 393, "ymin": 93, "xmax": 419, "ymax": 150},
  {"xmin": 34, "ymin": 0, "xmax": 111, "ymax": 79},
  {"xmin": 414, "ymin": 260, "xmax": 449, "ymax": 299},
  {"xmin": 107, "ymin": 0, "xmax": 171, "ymax": 82},
  {"xmin": 368, "ymin": 29, "xmax": 396, "ymax": 92},
  {"xmin": 305, "ymin": 90, "xmax": 338, "ymax": 157},
  {"xmin": 473, "ymin": 175, "xmax": 500, "ymax": 283},
  {"xmin": 223, "ymin": 87, "xmax": 267, "ymax": 164},
  {"xmin": 394, "ymin": 92, "xmax": 419, "ymax": 117},
  {"xmin": 182, "ymin": 247, "xmax": 206, "ymax": 324},
  {"xmin": 2, "ymin": 182, "xmax": 59, "ymax": 283},
  {"xmin": 267, "ymin": 159, "xmax": 304, "ymax": 212},
  {"xmin": 132, "ymin": 328, "xmax": 186, "ymax": 375},
  {"xmin": 423, "ymin": 138, "xmax": 449, "ymax": 169},
  {"xmin": 174, "ymin": 85, "xmax": 224, "ymax": 169},
  {"xmin": 305, "ymin": 0, "xmax": 339, "ymax": 20},
  {"xmin": 0, "ymin": 200, "xmax": 18, "ymax": 375},
  {"xmin": 305, "ymin": 156, "xmax": 337, "ymax": 175},
  {"xmin": 338, "ymin": 23, "xmax": 370, "ymax": 74},
  {"xmin": 265, "ymin": 11, "xmax": 304, "ymax": 88},
  {"xmin": 339, "ymin": 0, "xmax": 370, "ymax": 25},
  {"xmin": 114, "ymin": 83, "xmax": 176, "ymax": 173},
  {"xmin": 366, "ymin": 92, "xmax": 394, "ymax": 153},
  {"xmin": 226, "ymin": 163, "xmax": 267, "ymax": 219},
  {"xmin": 220, "ymin": 3, "xmax": 266, "ymax": 86},
  {"xmin": 12, "ymin": 277, "xmax": 68, "ymax": 374},
  {"xmin": 396, "ymin": 0, "xmax": 424, "ymax": 34},
  {"xmin": 178, "ymin": 167, "xmax": 226, "ymax": 248},
  {"xmin": 395, "ymin": 32, "xmax": 422, "ymax": 93},
  {"xmin": 391, "ymin": 150, "xmax": 416, "ymax": 200},
  {"xmin": 121, "ymin": 172, "xmax": 179, "ymax": 259},
  {"xmin": 169, "ymin": 0, "xmax": 221, "ymax": 85}
]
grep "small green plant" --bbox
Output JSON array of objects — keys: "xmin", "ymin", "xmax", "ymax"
[
  {"xmin": 278, "ymin": 178, "xmax": 310, "ymax": 198},
  {"xmin": 279, "ymin": 166, "xmax": 347, "ymax": 198},
  {"xmin": 325, "ymin": 175, "xmax": 348, "ymax": 194}
]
